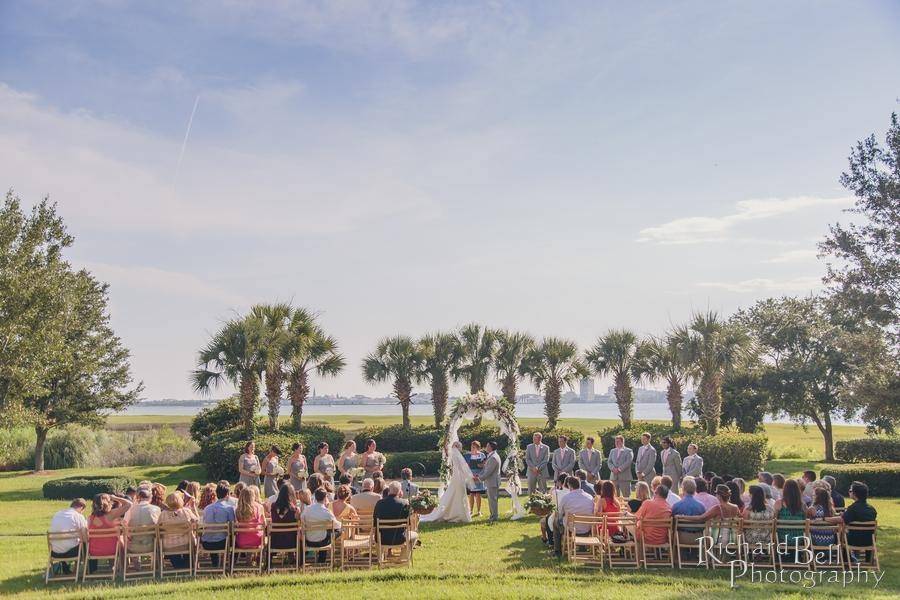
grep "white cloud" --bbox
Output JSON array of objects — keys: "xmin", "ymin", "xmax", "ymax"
[
  {"xmin": 637, "ymin": 196, "xmax": 850, "ymax": 245},
  {"xmin": 697, "ymin": 275, "xmax": 822, "ymax": 293},
  {"xmin": 763, "ymin": 249, "xmax": 819, "ymax": 264}
]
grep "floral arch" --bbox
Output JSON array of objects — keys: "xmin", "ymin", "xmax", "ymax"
[{"xmin": 438, "ymin": 391, "xmax": 526, "ymax": 520}]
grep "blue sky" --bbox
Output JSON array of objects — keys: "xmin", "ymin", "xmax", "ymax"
[{"xmin": 1, "ymin": 1, "xmax": 898, "ymax": 399}]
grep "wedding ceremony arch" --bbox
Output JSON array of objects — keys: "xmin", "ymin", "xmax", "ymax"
[{"xmin": 438, "ymin": 391, "xmax": 527, "ymax": 520}]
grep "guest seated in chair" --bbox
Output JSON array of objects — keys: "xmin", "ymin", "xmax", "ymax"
[
  {"xmin": 158, "ymin": 492, "xmax": 198, "ymax": 569},
  {"xmin": 374, "ymin": 481, "xmax": 417, "ymax": 547},
  {"xmin": 349, "ymin": 478, "xmax": 382, "ymax": 512},
  {"xmin": 48, "ymin": 498, "xmax": 88, "ymax": 575},
  {"xmin": 635, "ymin": 484, "xmax": 672, "ymax": 547},
  {"xmin": 553, "ymin": 475, "xmax": 594, "ymax": 557},
  {"xmin": 301, "ymin": 488, "xmax": 342, "ymax": 562},
  {"xmin": 87, "ymin": 493, "xmax": 132, "ymax": 573},
  {"xmin": 201, "ymin": 482, "xmax": 235, "ymax": 567}
]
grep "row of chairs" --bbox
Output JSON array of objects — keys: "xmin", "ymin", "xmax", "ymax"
[
  {"xmin": 564, "ymin": 514, "xmax": 879, "ymax": 571},
  {"xmin": 46, "ymin": 511, "xmax": 417, "ymax": 584}
]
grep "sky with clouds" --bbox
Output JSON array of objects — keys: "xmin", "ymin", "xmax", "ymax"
[{"xmin": 1, "ymin": 1, "xmax": 898, "ymax": 400}]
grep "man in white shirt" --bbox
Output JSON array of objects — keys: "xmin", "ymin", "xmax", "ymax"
[
  {"xmin": 654, "ymin": 476, "xmax": 681, "ymax": 507},
  {"xmin": 349, "ymin": 478, "xmax": 381, "ymax": 512},
  {"xmin": 49, "ymin": 498, "xmax": 89, "ymax": 574},
  {"xmin": 300, "ymin": 488, "xmax": 342, "ymax": 562},
  {"xmin": 554, "ymin": 476, "xmax": 595, "ymax": 556}
]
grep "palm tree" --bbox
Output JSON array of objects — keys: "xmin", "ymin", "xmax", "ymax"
[
  {"xmin": 524, "ymin": 337, "xmax": 587, "ymax": 429},
  {"xmin": 283, "ymin": 307, "xmax": 346, "ymax": 430},
  {"xmin": 417, "ymin": 332, "xmax": 461, "ymax": 427},
  {"xmin": 584, "ymin": 329, "xmax": 640, "ymax": 429},
  {"xmin": 362, "ymin": 336, "xmax": 422, "ymax": 428},
  {"xmin": 493, "ymin": 329, "xmax": 534, "ymax": 407},
  {"xmin": 633, "ymin": 335, "xmax": 690, "ymax": 429},
  {"xmin": 674, "ymin": 311, "xmax": 750, "ymax": 435},
  {"xmin": 452, "ymin": 323, "xmax": 496, "ymax": 425},
  {"xmin": 192, "ymin": 315, "xmax": 266, "ymax": 436},
  {"xmin": 249, "ymin": 302, "xmax": 292, "ymax": 430}
]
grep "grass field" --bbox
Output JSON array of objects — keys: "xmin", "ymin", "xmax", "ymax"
[{"xmin": 0, "ymin": 414, "xmax": 894, "ymax": 598}]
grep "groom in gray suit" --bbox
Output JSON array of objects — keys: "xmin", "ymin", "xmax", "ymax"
[{"xmin": 478, "ymin": 440, "xmax": 502, "ymax": 522}]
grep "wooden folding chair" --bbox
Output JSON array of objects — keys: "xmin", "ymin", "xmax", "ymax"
[
  {"xmin": 195, "ymin": 522, "xmax": 230, "ymax": 576},
  {"xmin": 776, "ymin": 519, "xmax": 811, "ymax": 569},
  {"xmin": 639, "ymin": 517, "xmax": 674, "ymax": 568},
  {"xmin": 231, "ymin": 522, "xmax": 266, "ymax": 575},
  {"xmin": 353, "ymin": 509, "xmax": 375, "ymax": 541},
  {"xmin": 158, "ymin": 521, "xmax": 195, "ymax": 578},
  {"xmin": 674, "ymin": 516, "xmax": 709, "ymax": 569},
  {"xmin": 267, "ymin": 522, "xmax": 300, "ymax": 572},
  {"xmin": 604, "ymin": 514, "xmax": 639, "ymax": 569},
  {"xmin": 82, "ymin": 526, "xmax": 121, "ymax": 582},
  {"xmin": 807, "ymin": 519, "xmax": 843, "ymax": 571},
  {"xmin": 374, "ymin": 518, "xmax": 413, "ymax": 568},
  {"xmin": 301, "ymin": 521, "xmax": 336, "ymax": 572},
  {"xmin": 45, "ymin": 531, "xmax": 83, "ymax": 584},
  {"xmin": 706, "ymin": 518, "xmax": 742, "ymax": 569},
  {"xmin": 122, "ymin": 523, "xmax": 158, "ymax": 580},
  {"xmin": 740, "ymin": 519, "xmax": 776, "ymax": 568},
  {"xmin": 566, "ymin": 514, "xmax": 605, "ymax": 568},
  {"xmin": 340, "ymin": 517, "xmax": 374, "ymax": 570},
  {"xmin": 843, "ymin": 521, "xmax": 879, "ymax": 571}
]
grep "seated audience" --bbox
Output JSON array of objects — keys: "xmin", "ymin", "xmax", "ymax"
[
  {"xmin": 842, "ymin": 481, "xmax": 877, "ymax": 562},
  {"xmin": 774, "ymin": 479, "xmax": 807, "ymax": 547},
  {"xmin": 229, "ymin": 482, "xmax": 245, "ymax": 508},
  {"xmin": 628, "ymin": 481, "xmax": 651, "ymax": 513},
  {"xmin": 184, "ymin": 481, "xmax": 202, "ymax": 518},
  {"xmin": 771, "ymin": 473, "xmax": 785, "ymax": 501},
  {"xmin": 742, "ymin": 484, "xmax": 775, "ymax": 546},
  {"xmin": 540, "ymin": 473, "xmax": 570, "ymax": 545},
  {"xmin": 302, "ymin": 488, "xmax": 343, "ymax": 562},
  {"xmin": 594, "ymin": 480, "xmax": 622, "ymax": 538},
  {"xmin": 553, "ymin": 476, "xmax": 594, "ymax": 556},
  {"xmin": 350, "ymin": 478, "xmax": 382, "ymax": 512},
  {"xmin": 158, "ymin": 492, "xmax": 197, "ymax": 568},
  {"xmin": 201, "ymin": 482, "xmax": 235, "ymax": 567},
  {"xmin": 373, "ymin": 471, "xmax": 386, "ymax": 497},
  {"xmin": 332, "ymin": 484, "xmax": 359, "ymax": 521},
  {"xmin": 150, "ymin": 483, "xmax": 166, "ymax": 508},
  {"xmin": 726, "ymin": 481, "xmax": 744, "ymax": 511},
  {"xmin": 198, "ymin": 483, "xmax": 217, "ymax": 512},
  {"xmin": 126, "ymin": 487, "xmax": 160, "ymax": 554},
  {"xmin": 235, "ymin": 487, "xmax": 266, "ymax": 549},
  {"xmin": 808, "ymin": 486, "xmax": 837, "ymax": 547},
  {"xmin": 270, "ymin": 483, "xmax": 300, "ymax": 550},
  {"xmin": 575, "ymin": 470, "xmax": 595, "ymax": 497},
  {"xmin": 660, "ymin": 475, "xmax": 680, "ymax": 505},
  {"xmin": 801, "ymin": 470, "xmax": 817, "ymax": 502},
  {"xmin": 87, "ymin": 493, "xmax": 132, "ymax": 573},
  {"xmin": 400, "ymin": 468, "xmax": 419, "ymax": 498},
  {"xmin": 635, "ymin": 485, "xmax": 673, "ymax": 546},
  {"xmin": 373, "ymin": 481, "xmax": 416, "ymax": 547},
  {"xmin": 822, "ymin": 475, "xmax": 845, "ymax": 508},
  {"xmin": 671, "ymin": 477, "xmax": 706, "ymax": 539},
  {"xmin": 48, "ymin": 498, "xmax": 88, "ymax": 574},
  {"xmin": 694, "ymin": 478, "xmax": 718, "ymax": 511}
]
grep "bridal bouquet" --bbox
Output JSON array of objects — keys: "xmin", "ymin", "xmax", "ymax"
[
  {"xmin": 523, "ymin": 492, "xmax": 554, "ymax": 516},
  {"xmin": 409, "ymin": 490, "xmax": 438, "ymax": 515},
  {"xmin": 347, "ymin": 467, "xmax": 366, "ymax": 479}
]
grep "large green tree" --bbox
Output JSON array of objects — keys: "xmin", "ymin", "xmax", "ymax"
[
  {"xmin": 493, "ymin": 329, "xmax": 534, "ymax": 407},
  {"xmin": 193, "ymin": 315, "xmax": 266, "ymax": 436},
  {"xmin": 417, "ymin": 332, "xmax": 461, "ymax": 427},
  {"xmin": 524, "ymin": 337, "xmax": 587, "ymax": 429},
  {"xmin": 633, "ymin": 334, "xmax": 690, "ymax": 429},
  {"xmin": 362, "ymin": 336, "xmax": 421, "ymax": 428},
  {"xmin": 283, "ymin": 308, "xmax": 345, "ymax": 430},
  {"xmin": 674, "ymin": 311, "xmax": 750, "ymax": 435},
  {"xmin": 452, "ymin": 323, "xmax": 496, "ymax": 425},
  {"xmin": 250, "ymin": 302, "xmax": 292, "ymax": 430},
  {"xmin": 585, "ymin": 329, "xmax": 640, "ymax": 428}
]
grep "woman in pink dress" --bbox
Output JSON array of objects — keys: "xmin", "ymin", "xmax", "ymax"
[
  {"xmin": 235, "ymin": 487, "xmax": 265, "ymax": 549},
  {"xmin": 87, "ymin": 493, "xmax": 131, "ymax": 573}
]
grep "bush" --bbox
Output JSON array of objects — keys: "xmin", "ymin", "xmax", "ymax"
[
  {"xmin": 199, "ymin": 424, "xmax": 346, "ymax": 481},
  {"xmin": 43, "ymin": 475, "xmax": 137, "ymax": 500},
  {"xmin": 353, "ymin": 424, "xmax": 583, "ymax": 454},
  {"xmin": 0, "ymin": 427, "xmax": 36, "ymax": 470},
  {"xmin": 598, "ymin": 422, "xmax": 767, "ymax": 479},
  {"xmin": 835, "ymin": 437, "xmax": 900, "ymax": 464},
  {"xmin": 42, "ymin": 427, "xmax": 101, "ymax": 469},
  {"xmin": 820, "ymin": 463, "xmax": 900, "ymax": 497},
  {"xmin": 517, "ymin": 427, "xmax": 583, "ymax": 452},
  {"xmin": 383, "ymin": 451, "xmax": 443, "ymax": 477},
  {"xmin": 129, "ymin": 426, "xmax": 200, "ymax": 466},
  {"xmin": 190, "ymin": 397, "xmax": 242, "ymax": 443}
]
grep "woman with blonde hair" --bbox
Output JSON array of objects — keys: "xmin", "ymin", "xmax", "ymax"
[
  {"xmin": 628, "ymin": 481, "xmax": 651, "ymax": 513},
  {"xmin": 235, "ymin": 487, "xmax": 265, "ymax": 549},
  {"xmin": 337, "ymin": 440, "xmax": 359, "ymax": 481},
  {"xmin": 372, "ymin": 471, "xmax": 385, "ymax": 496},
  {"xmin": 158, "ymin": 492, "xmax": 198, "ymax": 568},
  {"xmin": 184, "ymin": 481, "xmax": 202, "ymax": 517},
  {"xmin": 331, "ymin": 484, "xmax": 358, "ymax": 521}
]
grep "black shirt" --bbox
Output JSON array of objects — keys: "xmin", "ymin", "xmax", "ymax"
[
  {"xmin": 842, "ymin": 499, "xmax": 877, "ymax": 547},
  {"xmin": 373, "ymin": 495, "xmax": 411, "ymax": 545}
]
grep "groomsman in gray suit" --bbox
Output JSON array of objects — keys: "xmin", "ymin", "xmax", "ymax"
[
  {"xmin": 607, "ymin": 435, "xmax": 633, "ymax": 497},
  {"xmin": 525, "ymin": 432, "xmax": 550, "ymax": 494},
  {"xmin": 660, "ymin": 436, "xmax": 684, "ymax": 492},
  {"xmin": 551, "ymin": 435, "xmax": 576, "ymax": 477},
  {"xmin": 682, "ymin": 444, "xmax": 704, "ymax": 479},
  {"xmin": 577, "ymin": 436, "xmax": 603, "ymax": 483},
  {"xmin": 635, "ymin": 432, "xmax": 658, "ymax": 487},
  {"xmin": 479, "ymin": 441, "xmax": 502, "ymax": 522}
]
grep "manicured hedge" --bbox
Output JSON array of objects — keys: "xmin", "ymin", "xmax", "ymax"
[
  {"xmin": 820, "ymin": 463, "xmax": 900, "ymax": 497},
  {"xmin": 835, "ymin": 437, "xmax": 900, "ymax": 464},
  {"xmin": 383, "ymin": 451, "xmax": 443, "ymax": 477},
  {"xmin": 353, "ymin": 424, "xmax": 583, "ymax": 455},
  {"xmin": 199, "ymin": 424, "xmax": 345, "ymax": 481},
  {"xmin": 43, "ymin": 476, "xmax": 137, "ymax": 500},
  {"xmin": 598, "ymin": 422, "xmax": 767, "ymax": 479},
  {"xmin": 190, "ymin": 397, "xmax": 242, "ymax": 443}
]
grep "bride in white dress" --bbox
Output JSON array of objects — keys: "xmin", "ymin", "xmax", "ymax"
[{"xmin": 420, "ymin": 441, "xmax": 474, "ymax": 523}]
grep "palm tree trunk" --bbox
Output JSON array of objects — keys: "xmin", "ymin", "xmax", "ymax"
[
  {"xmin": 701, "ymin": 376, "xmax": 721, "ymax": 435},
  {"xmin": 289, "ymin": 369, "xmax": 309, "ymax": 430},
  {"xmin": 265, "ymin": 367, "xmax": 283, "ymax": 430},
  {"xmin": 614, "ymin": 372, "xmax": 633, "ymax": 429},
  {"xmin": 544, "ymin": 381, "xmax": 561, "ymax": 430},
  {"xmin": 470, "ymin": 380, "xmax": 484, "ymax": 427},
  {"xmin": 666, "ymin": 377, "xmax": 683, "ymax": 430},
  {"xmin": 395, "ymin": 377, "xmax": 412, "ymax": 429},
  {"xmin": 240, "ymin": 373, "xmax": 260, "ymax": 437},
  {"xmin": 431, "ymin": 373, "xmax": 449, "ymax": 428},
  {"xmin": 501, "ymin": 375, "xmax": 517, "ymax": 407},
  {"xmin": 34, "ymin": 426, "xmax": 48, "ymax": 472}
]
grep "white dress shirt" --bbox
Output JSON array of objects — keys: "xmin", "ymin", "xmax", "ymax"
[
  {"xmin": 49, "ymin": 508, "xmax": 87, "ymax": 553},
  {"xmin": 558, "ymin": 489, "xmax": 595, "ymax": 534}
]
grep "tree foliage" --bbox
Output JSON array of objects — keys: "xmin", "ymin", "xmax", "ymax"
[
  {"xmin": 362, "ymin": 335, "xmax": 421, "ymax": 428},
  {"xmin": 524, "ymin": 337, "xmax": 587, "ymax": 430},
  {"xmin": 585, "ymin": 329, "xmax": 640, "ymax": 428}
]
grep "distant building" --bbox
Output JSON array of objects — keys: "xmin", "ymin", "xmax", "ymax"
[{"xmin": 579, "ymin": 378, "xmax": 595, "ymax": 403}]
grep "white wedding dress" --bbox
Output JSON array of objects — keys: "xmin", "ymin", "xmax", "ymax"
[{"xmin": 420, "ymin": 447, "xmax": 473, "ymax": 524}]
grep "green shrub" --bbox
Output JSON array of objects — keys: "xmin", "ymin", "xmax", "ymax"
[
  {"xmin": 835, "ymin": 438, "xmax": 900, "ymax": 464},
  {"xmin": 0, "ymin": 427, "xmax": 36, "ymax": 470},
  {"xmin": 353, "ymin": 424, "xmax": 582, "ymax": 454},
  {"xmin": 42, "ymin": 427, "xmax": 100, "ymax": 469},
  {"xmin": 190, "ymin": 397, "xmax": 242, "ymax": 443},
  {"xmin": 199, "ymin": 424, "xmax": 345, "ymax": 481},
  {"xmin": 598, "ymin": 422, "xmax": 767, "ymax": 479},
  {"xmin": 43, "ymin": 475, "xmax": 137, "ymax": 500},
  {"xmin": 517, "ymin": 427, "xmax": 583, "ymax": 452},
  {"xmin": 130, "ymin": 426, "xmax": 200, "ymax": 465},
  {"xmin": 383, "ymin": 451, "xmax": 443, "ymax": 477},
  {"xmin": 820, "ymin": 463, "xmax": 900, "ymax": 497}
]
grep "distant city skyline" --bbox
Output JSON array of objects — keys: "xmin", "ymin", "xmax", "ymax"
[{"xmin": 2, "ymin": 2, "xmax": 898, "ymax": 399}]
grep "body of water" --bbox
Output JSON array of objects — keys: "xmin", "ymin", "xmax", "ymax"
[{"xmin": 120, "ymin": 402, "xmax": 861, "ymax": 425}]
